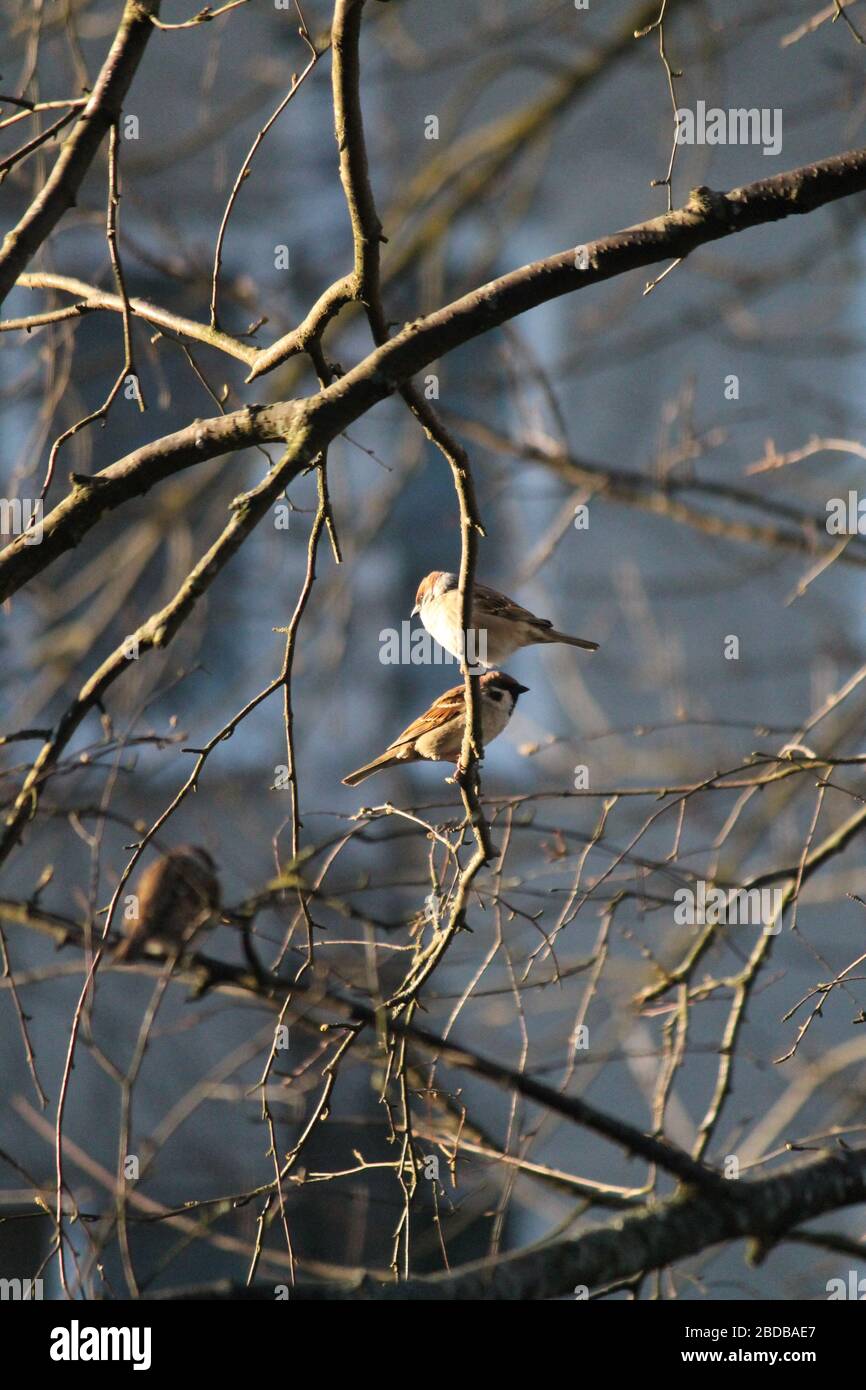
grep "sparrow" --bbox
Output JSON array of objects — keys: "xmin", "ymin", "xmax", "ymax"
[
  {"xmin": 342, "ymin": 670, "xmax": 528, "ymax": 786},
  {"xmin": 412, "ymin": 571, "xmax": 598, "ymax": 668},
  {"xmin": 114, "ymin": 846, "xmax": 221, "ymax": 962}
]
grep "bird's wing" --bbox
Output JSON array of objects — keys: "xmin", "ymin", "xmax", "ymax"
[
  {"xmin": 474, "ymin": 583, "xmax": 551, "ymax": 630},
  {"xmin": 383, "ymin": 682, "xmax": 466, "ymax": 755}
]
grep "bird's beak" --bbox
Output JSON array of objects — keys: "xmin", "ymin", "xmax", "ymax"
[
  {"xmin": 411, "ymin": 603, "xmax": 420, "ymax": 617},
  {"xmin": 513, "ymin": 681, "xmax": 530, "ymax": 694}
]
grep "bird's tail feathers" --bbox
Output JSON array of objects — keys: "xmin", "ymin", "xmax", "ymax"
[
  {"xmin": 343, "ymin": 752, "xmax": 405, "ymax": 787},
  {"xmin": 545, "ymin": 629, "xmax": 598, "ymax": 651}
]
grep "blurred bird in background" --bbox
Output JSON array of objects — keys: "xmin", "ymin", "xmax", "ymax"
[{"xmin": 114, "ymin": 846, "xmax": 221, "ymax": 962}]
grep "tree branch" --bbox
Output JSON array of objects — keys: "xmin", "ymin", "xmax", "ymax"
[
  {"xmin": 5, "ymin": 146, "xmax": 866, "ymax": 601},
  {"xmin": 0, "ymin": 0, "xmax": 162, "ymax": 306}
]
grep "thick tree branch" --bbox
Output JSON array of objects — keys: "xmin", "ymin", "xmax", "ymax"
[
  {"xmin": 4, "ymin": 146, "xmax": 866, "ymax": 603},
  {"xmin": 0, "ymin": 0, "xmax": 162, "ymax": 306}
]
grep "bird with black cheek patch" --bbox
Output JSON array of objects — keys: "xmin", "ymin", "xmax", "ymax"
[
  {"xmin": 413, "ymin": 571, "xmax": 598, "ymax": 668},
  {"xmin": 343, "ymin": 670, "xmax": 528, "ymax": 786}
]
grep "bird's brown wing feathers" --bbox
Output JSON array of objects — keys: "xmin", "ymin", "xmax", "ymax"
[
  {"xmin": 473, "ymin": 583, "xmax": 553, "ymax": 630},
  {"xmin": 383, "ymin": 681, "xmax": 465, "ymax": 754},
  {"xmin": 474, "ymin": 584, "xmax": 597, "ymax": 649}
]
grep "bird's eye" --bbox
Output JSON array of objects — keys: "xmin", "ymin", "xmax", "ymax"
[{"xmin": 488, "ymin": 689, "xmax": 503, "ymax": 702}]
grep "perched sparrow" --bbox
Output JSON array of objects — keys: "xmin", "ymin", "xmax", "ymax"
[
  {"xmin": 114, "ymin": 846, "xmax": 220, "ymax": 962},
  {"xmin": 342, "ymin": 670, "xmax": 528, "ymax": 786},
  {"xmin": 413, "ymin": 571, "xmax": 598, "ymax": 668}
]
